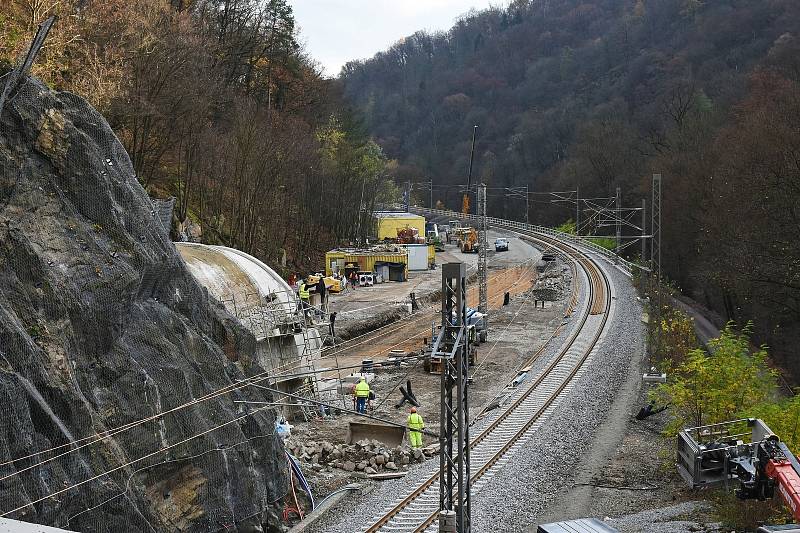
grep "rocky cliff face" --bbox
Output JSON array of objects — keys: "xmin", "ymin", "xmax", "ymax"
[{"xmin": 0, "ymin": 78, "xmax": 287, "ymax": 531}]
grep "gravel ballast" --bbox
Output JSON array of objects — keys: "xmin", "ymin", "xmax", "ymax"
[
  {"xmin": 472, "ymin": 258, "xmax": 644, "ymax": 531},
  {"xmin": 300, "ymin": 249, "xmax": 649, "ymax": 533}
]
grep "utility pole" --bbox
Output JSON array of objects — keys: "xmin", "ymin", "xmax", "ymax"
[
  {"xmin": 477, "ymin": 183, "xmax": 488, "ymax": 316},
  {"xmin": 575, "ymin": 184, "xmax": 580, "ymax": 236},
  {"xmin": 650, "ymin": 174, "xmax": 662, "ymax": 367},
  {"xmin": 404, "ymin": 181, "xmax": 412, "ymax": 212},
  {"xmin": 651, "ymin": 175, "xmax": 662, "ymax": 283},
  {"xmin": 525, "ymin": 184, "xmax": 530, "ymax": 225},
  {"xmin": 641, "ymin": 198, "xmax": 647, "ymax": 266},
  {"xmin": 615, "ymin": 186, "xmax": 622, "ymax": 255},
  {"xmin": 436, "ymin": 263, "xmax": 470, "ymax": 533},
  {"xmin": 430, "ymin": 179, "xmax": 434, "ymax": 209}
]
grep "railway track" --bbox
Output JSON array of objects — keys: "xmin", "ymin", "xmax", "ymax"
[
  {"xmin": 362, "ymin": 227, "xmax": 613, "ymax": 533},
  {"xmin": 322, "ymin": 261, "xmax": 536, "ymax": 364}
]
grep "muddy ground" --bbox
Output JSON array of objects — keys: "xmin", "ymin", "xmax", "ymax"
[{"xmin": 288, "ymin": 260, "xmax": 571, "ymax": 500}]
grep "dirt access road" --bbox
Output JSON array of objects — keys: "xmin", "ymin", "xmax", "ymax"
[{"xmin": 320, "ymin": 233, "xmax": 541, "ymax": 377}]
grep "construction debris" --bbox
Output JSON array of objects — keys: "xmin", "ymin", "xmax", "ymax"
[
  {"xmin": 532, "ymin": 267, "xmax": 569, "ymax": 301},
  {"xmin": 284, "ymin": 438, "xmax": 435, "ymax": 478}
]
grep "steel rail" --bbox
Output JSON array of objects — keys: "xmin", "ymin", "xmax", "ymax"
[
  {"xmin": 362, "ymin": 228, "xmax": 612, "ymax": 533},
  {"xmin": 410, "ymin": 232, "xmax": 612, "ymax": 532},
  {"xmin": 325, "ymin": 263, "xmax": 535, "ymax": 357}
]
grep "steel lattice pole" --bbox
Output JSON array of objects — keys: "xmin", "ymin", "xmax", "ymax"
[
  {"xmin": 477, "ymin": 183, "xmax": 488, "ymax": 316},
  {"xmin": 439, "ymin": 263, "xmax": 470, "ymax": 533}
]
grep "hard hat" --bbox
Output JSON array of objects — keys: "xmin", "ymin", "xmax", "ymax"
[
  {"xmin": 410, "ymin": 407, "xmax": 417, "ymax": 413},
  {"xmin": 360, "ymin": 376, "xmax": 366, "ymax": 381}
]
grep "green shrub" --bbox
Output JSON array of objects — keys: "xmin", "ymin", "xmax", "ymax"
[
  {"xmin": 555, "ymin": 219, "xmax": 576, "ymax": 235},
  {"xmin": 653, "ymin": 323, "xmax": 778, "ymax": 434},
  {"xmin": 587, "ymin": 236, "xmax": 616, "ymax": 251},
  {"xmin": 652, "ymin": 306, "xmax": 698, "ymax": 370}
]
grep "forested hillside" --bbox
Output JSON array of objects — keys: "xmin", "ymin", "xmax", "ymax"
[
  {"xmin": 341, "ymin": 0, "xmax": 800, "ymax": 375},
  {"xmin": 1, "ymin": 0, "xmax": 389, "ymax": 271}
]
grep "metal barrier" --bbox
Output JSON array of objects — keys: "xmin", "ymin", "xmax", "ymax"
[{"xmin": 391, "ymin": 204, "xmax": 640, "ymax": 275}]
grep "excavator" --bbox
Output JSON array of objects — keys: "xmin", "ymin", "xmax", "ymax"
[
  {"xmin": 458, "ymin": 227, "xmax": 479, "ymax": 253},
  {"xmin": 678, "ymin": 418, "xmax": 800, "ymax": 532}
]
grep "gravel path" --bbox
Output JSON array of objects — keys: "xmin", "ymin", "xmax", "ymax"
[{"xmin": 607, "ymin": 501, "xmax": 722, "ymax": 532}]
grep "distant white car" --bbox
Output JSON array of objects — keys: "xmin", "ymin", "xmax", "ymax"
[{"xmin": 494, "ymin": 238, "xmax": 509, "ymax": 252}]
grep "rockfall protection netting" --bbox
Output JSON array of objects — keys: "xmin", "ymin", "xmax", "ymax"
[{"xmin": 0, "ymin": 72, "xmax": 316, "ymax": 531}]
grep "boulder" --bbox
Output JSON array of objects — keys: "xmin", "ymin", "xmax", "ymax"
[{"xmin": 342, "ymin": 461, "xmax": 355, "ymax": 472}]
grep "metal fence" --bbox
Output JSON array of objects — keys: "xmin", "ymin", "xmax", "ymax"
[{"xmin": 395, "ymin": 204, "xmax": 639, "ymax": 276}]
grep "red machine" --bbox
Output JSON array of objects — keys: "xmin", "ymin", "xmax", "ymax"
[
  {"xmin": 396, "ymin": 226, "xmax": 423, "ymax": 244},
  {"xmin": 678, "ymin": 418, "xmax": 800, "ymax": 527}
]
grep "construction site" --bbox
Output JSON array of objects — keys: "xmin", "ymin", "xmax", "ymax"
[{"xmin": 5, "ymin": 10, "xmax": 800, "ymax": 533}]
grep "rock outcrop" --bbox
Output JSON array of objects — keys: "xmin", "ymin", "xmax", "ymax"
[{"xmin": 0, "ymin": 78, "xmax": 287, "ymax": 531}]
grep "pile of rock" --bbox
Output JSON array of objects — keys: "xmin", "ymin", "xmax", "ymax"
[
  {"xmin": 533, "ymin": 268, "xmax": 568, "ymax": 301},
  {"xmin": 285, "ymin": 439, "xmax": 439, "ymax": 476}
]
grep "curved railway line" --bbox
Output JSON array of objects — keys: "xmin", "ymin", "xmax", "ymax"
[
  {"xmin": 362, "ymin": 225, "xmax": 614, "ymax": 533},
  {"xmin": 320, "ymin": 260, "xmax": 538, "ymax": 368}
]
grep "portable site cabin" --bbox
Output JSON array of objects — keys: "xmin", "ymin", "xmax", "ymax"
[
  {"xmin": 402, "ymin": 243, "xmax": 436, "ymax": 271},
  {"xmin": 375, "ymin": 211, "xmax": 426, "ymax": 241},
  {"xmin": 325, "ymin": 249, "xmax": 409, "ymax": 281}
]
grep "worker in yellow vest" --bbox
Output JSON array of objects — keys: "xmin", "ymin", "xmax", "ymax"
[
  {"xmin": 354, "ymin": 377, "xmax": 370, "ymax": 414},
  {"xmin": 407, "ymin": 407, "xmax": 424, "ymax": 448},
  {"xmin": 298, "ymin": 279, "xmax": 311, "ymax": 319}
]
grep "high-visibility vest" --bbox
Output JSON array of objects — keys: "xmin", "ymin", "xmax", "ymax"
[
  {"xmin": 299, "ymin": 283, "xmax": 310, "ymax": 300},
  {"xmin": 407, "ymin": 413, "xmax": 424, "ymax": 431},
  {"xmin": 354, "ymin": 380, "xmax": 370, "ymax": 398}
]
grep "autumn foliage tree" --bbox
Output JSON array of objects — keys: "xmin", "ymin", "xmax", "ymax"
[
  {"xmin": 0, "ymin": 0, "xmax": 387, "ymax": 271},
  {"xmin": 341, "ymin": 0, "xmax": 800, "ymax": 378}
]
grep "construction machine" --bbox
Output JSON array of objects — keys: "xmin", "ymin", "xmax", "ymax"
[
  {"xmin": 396, "ymin": 226, "xmax": 423, "ymax": 244},
  {"xmin": 458, "ymin": 227, "xmax": 479, "ymax": 253},
  {"xmin": 461, "ymin": 125, "xmax": 478, "ymax": 217},
  {"xmin": 678, "ymin": 418, "xmax": 800, "ymax": 529}
]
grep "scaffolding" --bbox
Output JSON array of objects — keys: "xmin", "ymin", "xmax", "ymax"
[{"xmin": 219, "ymin": 283, "xmax": 336, "ymax": 420}]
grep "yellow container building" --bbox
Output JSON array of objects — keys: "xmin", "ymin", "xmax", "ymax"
[
  {"xmin": 375, "ymin": 212, "xmax": 426, "ymax": 241},
  {"xmin": 325, "ymin": 250, "xmax": 409, "ymax": 281}
]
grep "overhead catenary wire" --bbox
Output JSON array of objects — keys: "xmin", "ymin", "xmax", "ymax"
[
  {"xmin": 0, "ymin": 262, "xmax": 512, "ymax": 478},
  {"xmin": 0, "ymin": 355, "xmax": 306, "ymax": 481},
  {"xmin": 1, "ymin": 404, "xmax": 275, "ymax": 517},
  {"xmin": 238, "ymin": 384, "xmax": 440, "ymax": 438},
  {"xmin": 0, "ymin": 244, "xmax": 530, "ymax": 493}
]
